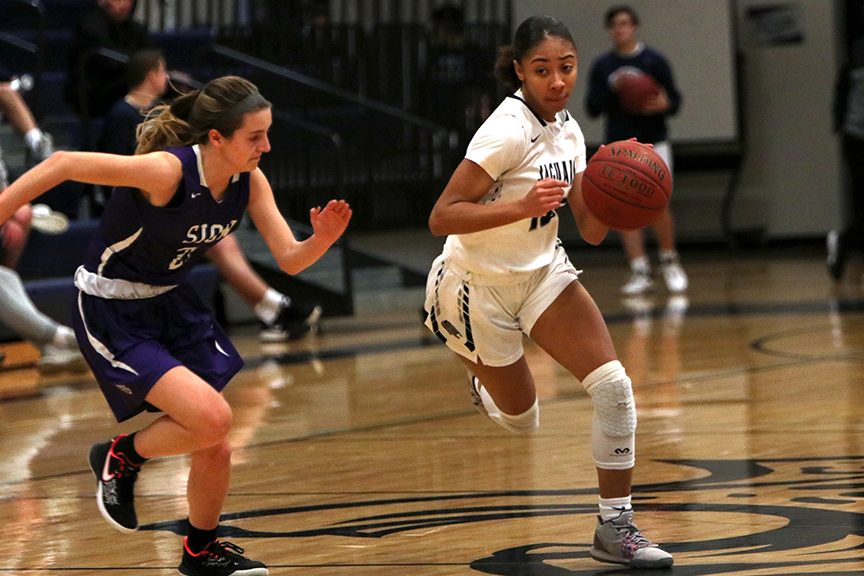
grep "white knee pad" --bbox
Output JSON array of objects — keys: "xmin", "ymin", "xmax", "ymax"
[
  {"xmin": 490, "ymin": 398, "xmax": 540, "ymax": 435},
  {"xmin": 582, "ymin": 360, "xmax": 636, "ymax": 469}
]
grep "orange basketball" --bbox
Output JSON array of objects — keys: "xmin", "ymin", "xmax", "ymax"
[
  {"xmin": 582, "ymin": 140, "xmax": 672, "ymax": 231},
  {"xmin": 614, "ymin": 70, "xmax": 659, "ymax": 114}
]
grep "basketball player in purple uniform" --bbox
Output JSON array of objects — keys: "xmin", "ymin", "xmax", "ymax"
[{"xmin": 0, "ymin": 75, "xmax": 352, "ymax": 576}]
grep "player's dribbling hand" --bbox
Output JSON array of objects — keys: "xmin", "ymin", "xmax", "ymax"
[
  {"xmin": 310, "ymin": 199, "xmax": 352, "ymax": 244},
  {"xmin": 522, "ymin": 178, "xmax": 567, "ymax": 218}
]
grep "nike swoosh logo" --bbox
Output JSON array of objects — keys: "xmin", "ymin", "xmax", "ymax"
[
  {"xmin": 531, "ymin": 134, "xmax": 540, "ymax": 142},
  {"xmin": 191, "ymin": 192, "xmax": 201, "ymax": 198},
  {"xmin": 102, "ymin": 449, "xmax": 115, "ymax": 482}
]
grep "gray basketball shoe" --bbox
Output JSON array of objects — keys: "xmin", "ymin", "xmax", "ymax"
[{"xmin": 590, "ymin": 510, "xmax": 673, "ymax": 568}]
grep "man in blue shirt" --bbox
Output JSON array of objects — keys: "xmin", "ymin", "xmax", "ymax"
[{"xmin": 585, "ymin": 5, "xmax": 688, "ymax": 297}]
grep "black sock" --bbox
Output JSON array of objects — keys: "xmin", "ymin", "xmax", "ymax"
[
  {"xmin": 186, "ymin": 522, "xmax": 219, "ymax": 554},
  {"xmin": 115, "ymin": 432, "xmax": 147, "ymax": 467}
]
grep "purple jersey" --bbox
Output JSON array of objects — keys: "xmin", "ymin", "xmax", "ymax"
[
  {"xmin": 72, "ymin": 144, "xmax": 249, "ymax": 422},
  {"xmin": 82, "ymin": 145, "xmax": 250, "ymax": 287}
]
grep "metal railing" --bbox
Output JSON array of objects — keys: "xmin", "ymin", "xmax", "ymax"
[
  {"xmin": 198, "ymin": 44, "xmax": 455, "ymax": 207},
  {"xmin": 133, "ymin": 0, "xmax": 512, "ymax": 30}
]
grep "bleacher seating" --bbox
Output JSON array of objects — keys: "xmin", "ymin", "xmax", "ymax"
[
  {"xmin": 0, "ymin": 2, "xmax": 224, "ymax": 342},
  {"xmin": 0, "ymin": 0, "xmax": 472, "ymax": 326}
]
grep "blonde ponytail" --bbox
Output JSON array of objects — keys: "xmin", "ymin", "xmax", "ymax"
[{"xmin": 134, "ymin": 77, "xmax": 270, "ymax": 154}]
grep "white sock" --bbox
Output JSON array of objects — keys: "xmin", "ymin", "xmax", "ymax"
[
  {"xmin": 254, "ymin": 288, "xmax": 287, "ymax": 324},
  {"xmin": 599, "ymin": 495, "xmax": 632, "ymax": 521},
  {"xmin": 24, "ymin": 128, "xmax": 44, "ymax": 152},
  {"xmin": 51, "ymin": 325, "xmax": 77, "ymax": 349},
  {"xmin": 658, "ymin": 249, "xmax": 678, "ymax": 262},
  {"xmin": 629, "ymin": 256, "xmax": 650, "ymax": 274},
  {"xmin": 476, "ymin": 381, "xmax": 500, "ymax": 417}
]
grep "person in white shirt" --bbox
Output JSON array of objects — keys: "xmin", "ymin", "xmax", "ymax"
[{"xmin": 422, "ymin": 15, "xmax": 672, "ymax": 569}]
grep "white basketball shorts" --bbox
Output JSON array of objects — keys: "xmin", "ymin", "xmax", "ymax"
[{"xmin": 424, "ymin": 243, "xmax": 580, "ymax": 367}]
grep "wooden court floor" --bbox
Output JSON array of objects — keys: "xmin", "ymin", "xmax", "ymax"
[{"xmin": 1, "ymin": 243, "xmax": 863, "ymax": 575}]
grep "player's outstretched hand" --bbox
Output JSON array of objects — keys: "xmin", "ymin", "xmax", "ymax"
[{"xmin": 310, "ymin": 199, "xmax": 352, "ymax": 245}]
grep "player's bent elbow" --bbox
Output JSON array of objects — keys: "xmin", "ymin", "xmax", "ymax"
[
  {"xmin": 428, "ymin": 212, "xmax": 448, "ymax": 237},
  {"xmin": 44, "ymin": 149, "xmax": 73, "ymax": 173},
  {"xmin": 581, "ymin": 233, "xmax": 605, "ymax": 246},
  {"xmin": 582, "ymin": 225, "xmax": 609, "ymax": 245},
  {"xmin": 279, "ymin": 260, "xmax": 305, "ymax": 277},
  {"xmin": 274, "ymin": 251, "xmax": 305, "ymax": 277},
  {"xmin": 576, "ymin": 216, "xmax": 608, "ymax": 246}
]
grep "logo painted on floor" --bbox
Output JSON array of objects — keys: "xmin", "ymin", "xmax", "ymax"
[{"xmin": 143, "ymin": 456, "xmax": 864, "ymax": 574}]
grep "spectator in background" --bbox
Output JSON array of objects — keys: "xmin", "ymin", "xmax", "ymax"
[
  {"xmin": 0, "ymin": 77, "xmax": 80, "ymax": 372},
  {"xmin": 0, "ymin": 210, "xmax": 84, "ymax": 373},
  {"xmin": 0, "ymin": 78, "xmax": 54, "ymax": 172},
  {"xmin": 98, "ymin": 49, "xmax": 323, "ymax": 342},
  {"xmin": 425, "ymin": 4, "xmax": 491, "ymax": 139},
  {"xmin": 585, "ymin": 5, "xmax": 687, "ymax": 297},
  {"xmin": 63, "ymin": 0, "xmax": 152, "ymax": 217},
  {"xmin": 827, "ymin": 36, "xmax": 864, "ymax": 281},
  {"xmin": 65, "ymin": 0, "xmax": 153, "ymax": 123},
  {"xmin": 94, "ymin": 48, "xmax": 169, "ymax": 213},
  {"xmin": 97, "ymin": 49, "xmax": 168, "ymax": 162}
]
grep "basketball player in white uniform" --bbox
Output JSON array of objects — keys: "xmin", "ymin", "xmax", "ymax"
[{"xmin": 423, "ymin": 15, "xmax": 673, "ymax": 568}]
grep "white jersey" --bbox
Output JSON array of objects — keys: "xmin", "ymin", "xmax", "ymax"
[{"xmin": 443, "ymin": 90, "xmax": 587, "ymax": 279}]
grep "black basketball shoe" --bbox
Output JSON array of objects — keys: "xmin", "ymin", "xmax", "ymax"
[
  {"xmin": 88, "ymin": 435, "xmax": 140, "ymax": 532},
  {"xmin": 259, "ymin": 299, "xmax": 322, "ymax": 342},
  {"xmin": 178, "ymin": 538, "xmax": 268, "ymax": 576}
]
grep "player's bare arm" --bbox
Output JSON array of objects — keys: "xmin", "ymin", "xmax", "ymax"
[
  {"xmin": 429, "ymin": 159, "xmax": 565, "ymax": 236},
  {"xmin": 0, "ymin": 150, "xmax": 182, "ymax": 222},
  {"xmin": 247, "ymin": 168, "xmax": 351, "ymax": 276},
  {"xmin": 569, "ymin": 172, "xmax": 609, "ymax": 245}
]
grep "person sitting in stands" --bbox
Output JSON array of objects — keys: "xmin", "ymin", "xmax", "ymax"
[{"xmin": 0, "ymin": 76, "xmax": 81, "ymax": 372}]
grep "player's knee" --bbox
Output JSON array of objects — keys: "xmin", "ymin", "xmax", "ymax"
[
  {"xmin": 493, "ymin": 398, "xmax": 540, "ymax": 435},
  {"xmin": 582, "ymin": 360, "xmax": 637, "ymax": 469},
  {"xmin": 0, "ymin": 264, "xmax": 22, "ymax": 293},
  {"xmin": 582, "ymin": 360, "xmax": 637, "ymax": 437},
  {"xmin": 195, "ymin": 400, "xmax": 234, "ymax": 446}
]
